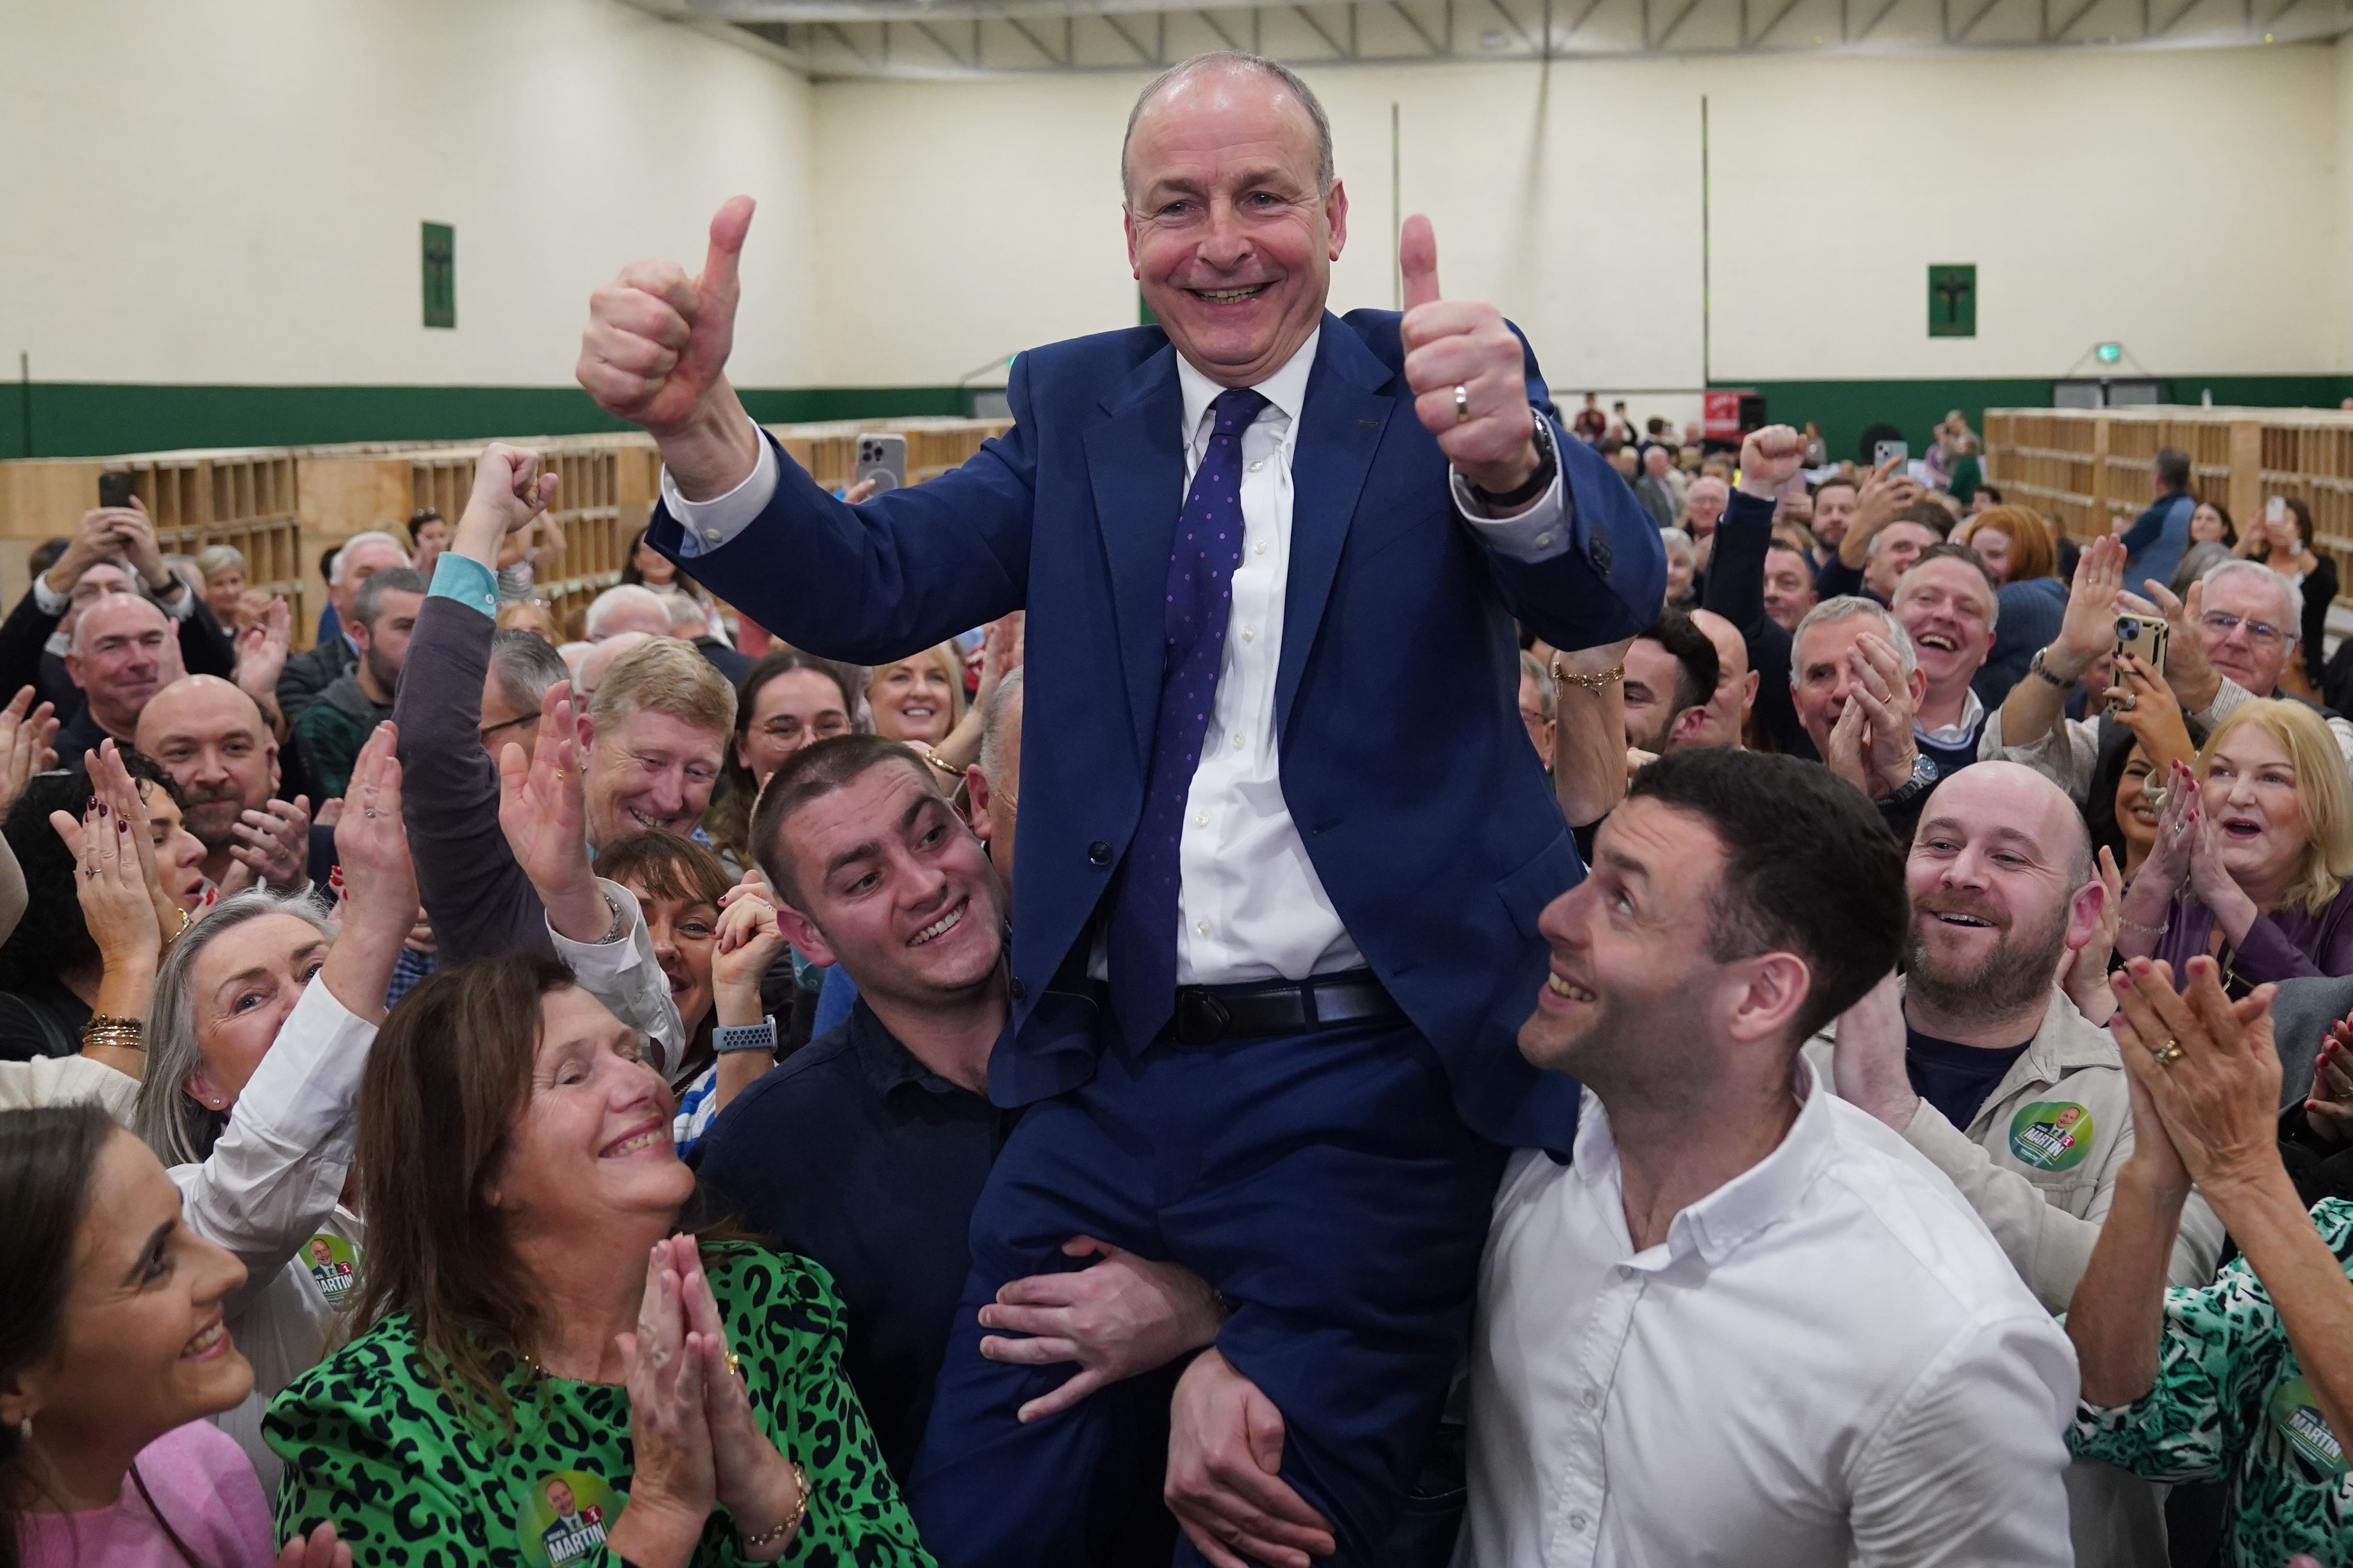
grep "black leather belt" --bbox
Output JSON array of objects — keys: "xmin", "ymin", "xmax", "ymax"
[{"xmin": 1161, "ymin": 969, "xmax": 1404, "ymax": 1046}]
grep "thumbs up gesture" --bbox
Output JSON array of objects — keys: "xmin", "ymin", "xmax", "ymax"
[
  {"xmin": 1398, "ymin": 215, "xmax": 1543, "ymax": 499},
  {"xmin": 578, "ymin": 197, "xmax": 755, "ymax": 439}
]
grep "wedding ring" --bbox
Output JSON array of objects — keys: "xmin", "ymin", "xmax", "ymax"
[
  {"xmin": 81, "ymin": 867, "xmax": 97, "ymax": 879},
  {"xmin": 725, "ymin": 1351, "xmax": 743, "ymax": 1381},
  {"xmin": 2155, "ymin": 1039, "xmax": 2186, "ymax": 1066},
  {"xmin": 363, "ymin": 807, "xmax": 378, "ymax": 818},
  {"xmin": 553, "ymin": 768, "xmax": 567, "ymax": 780},
  {"xmin": 1453, "ymin": 383, "xmax": 1471, "ymax": 422}
]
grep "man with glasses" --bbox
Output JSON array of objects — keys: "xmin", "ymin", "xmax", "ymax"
[{"xmin": 2166, "ymin": 557, "xmax": 2353, "ymax": 765}]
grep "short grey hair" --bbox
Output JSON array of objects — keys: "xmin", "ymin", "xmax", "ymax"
[
  {"xmin": 1659, "ymin": 527, "xmax": 1696, "ymax": 565},
  {"xmin": 195, "ymin": 544, "xmax": 245, "ymax": 578},
  {"xmin": 2201, "ymin": 558, "xmax": 2303, "ymax": 640},
  {"xmin": 1122, "ymin": 52, "xmax": 1335, "ymax": 200},
  {"xmin": 978, "ymin": 665, "xmax": 1025, "ymax": 786},
  {"xmin": 328, "ymin": 531, "xmax": 406, "ymax": 585},
  {"xmin": 1789, "ymin": 594, "xmax": 1917, "ymax": 689},
  {"xmin": 1517, "ymin": 650, "xmax": 1555, "ymax": 721},
  {"xmin": 585, "ymin": 582, "xmax": 675, "ymax": 641},
  {"xmin": 488, "ymin": 627, "xmax": 571, "ymax": 719},
  {"xmin": 136, "ymin": 891, "xmax": 339, "ymax": 1168},
  {"xmin": 657, "ymin": 590, "xmax": 708, "ymax": 637}
]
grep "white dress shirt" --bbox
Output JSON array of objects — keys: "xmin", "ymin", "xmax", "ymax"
[
  {"xmin": 1455, "ymin": 1061, "xmax": 2078, "ymax": 1568},
  {"xmin": 665, "ymin": 330, "xmax": 1575, "ymax": 985}
]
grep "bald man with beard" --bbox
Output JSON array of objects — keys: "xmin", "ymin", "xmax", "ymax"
[{"xmin": 136, "ymin": 675, "xmax": 316, "ymax": 896}]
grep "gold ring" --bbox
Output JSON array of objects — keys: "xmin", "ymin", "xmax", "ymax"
[
  {"xmin": 1453, "ymin": 384, "xmax": 1471, "ymax": 422},
  {"xmin": 725, "ymin": 1351, "xmax": 743, "ymax": 1381},
  {"xmin": 2155, "ymin": 1040, "xmax": 2186, "ymax": 1066},
  {"xmin": 553, "ymin": 768, "xmax": 567, "ymax": 780}
]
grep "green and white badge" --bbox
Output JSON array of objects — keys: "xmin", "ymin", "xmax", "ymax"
[
  {"xmin": 516, "ymin": 1469, "xmax": 624, "ymax": 1568},
  {"xmin": 2009, "ymin": 1102, "xmax": 2093, "ymax": 1172},
  {"xmin": 2269, "ymin": 1377, "xmax": 2349, "ymax": 1478},
  {"xmin": 301, "ymin": 1233, "xmax": 360, "ymax": 1308}
]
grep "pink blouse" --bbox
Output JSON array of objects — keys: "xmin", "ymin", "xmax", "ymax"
[{"xmin": 16, "ymin": 1419, "xmax": 274, "ymax": 1568}]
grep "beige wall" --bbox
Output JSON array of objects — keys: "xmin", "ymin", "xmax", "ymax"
[
  {"xmin": 807, "ymin": 44, "xmax": 2341, "ymax": 390},
  {"xmin": 0, "ymin": 0, "xmax": 820, "ymax": 388}
]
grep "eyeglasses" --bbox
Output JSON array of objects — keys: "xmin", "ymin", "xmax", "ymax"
[
  {"xmin": 478, "ymin": 712, "xmax": 537, "ymax": 746},
  {"xmin": 2200, "ymin": 611, "xmax": 2289, "ymax": 649}
]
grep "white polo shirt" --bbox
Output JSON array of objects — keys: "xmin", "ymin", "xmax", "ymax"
[{"xmin": 1455, "ymin": 1061, "xmax": 2078, "ymax": 1568}]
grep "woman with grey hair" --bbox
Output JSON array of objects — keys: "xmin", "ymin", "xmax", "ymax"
[{"xmin": 196, "ymin": 542, "xmax": 249, "ymax": 628}]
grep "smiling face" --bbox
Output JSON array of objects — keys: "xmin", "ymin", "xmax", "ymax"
[
  {"xmin": 136, "ymin": 678, "xmax": 278, "ymax": 864},
  {"xmin": 1123, "ymin": 61, "xmax": 1345, "ymax": 389},
  {"xmin": 547, "ymin": 1479, "xmax": 578, "ymax": 1516},
  {"xmin": 1892, "ymin": 557, "xmax": 1995, "ymax": 696},
  {"xmin": 1762, "ymin": 546, "xmax": 1818, "ymax": 632},
  {"xmin": 1520, "ymin": 796, "xmax": 1734, "ymax": 1092},
  {"xmin": 1903, "ymin": 764, "xmax": 2091, "ymax": 1020},
  {"xmin": 1791, "ymin": 616, "xmax": 1928, "ymax": 758},
  {"xmin": 624, "ymin": 883, "xmax": 716, "ymax": 1035},
  {"xmin": 582, "ymin": 707, "xmax": 726, "ymax": 846},
  {"xmin": 2198, "ymin": 570, "xmax": 2296, "ymax": 696},
  {"xmin": 67, "ymin": 593, "xmax": 171, "ymax": 737},
  {"xmin": 489, "ymin": 987, "xmax": 693, "ymax": 1237},
  {"xmin": 182, "ymin": 912, "xmax": 331, "ymax": 1114},
  {"xmin": 4, "ymin": 1130, "xmax": 252, "ymax": 1468},
  {"xmin": 138, "ymin": 781, "xmax": 209, "ymax": 913},
  {"xmin": 1967, "ymin": 525, "xmax": 2013, "ymax": 583},
  {"xmin": 1683, "ymin": 478, "xmax": 1729, "ymax": 537},
  {"xmin": 739, "ymin": 668, "xmax": 852, "ymax": 791},
  {"xmin": 631, "ymin": 536, "xmax": 677, "ymax": 587},
  {"xmin": 2200, "ymin": 724, "xmax": 2312, "ymax": 907},
  {"xmin": 771, "ymin": 758, "xmax": 1005, "ymax": 1016},
  {"xmin": 1620, "ymin": 637, "xmax": 1691, "ymax": 754},
  {"xmin": 867, "ymin": 654, "xmax": 958, "ymax": 746},
  {"xmin": 2114, "ymin": 747, "xmax": 2161, "ymax": 871},
  {"xmin": 2190, "ymin": 503, "xmax": 2231, "ymax": 546},
  {"xmin": 201, "ymin": 565, "xmax": 246, "ymax": 623},
  {"xmin": 1811, "ymin": 482, "xmax": 1858, "ymax": 547}
]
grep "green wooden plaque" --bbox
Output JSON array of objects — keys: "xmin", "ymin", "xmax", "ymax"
[
  {"xmin": 422, "ymin": 222, "xmax": 455, "ymax": 330},
  {"xmin": 1929, "ymin": 264, "xmax": 1975, "ymax": 337}
]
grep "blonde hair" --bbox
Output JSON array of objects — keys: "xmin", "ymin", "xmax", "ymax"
[
  {"xmin": 866, "ymin": 643, "xmax": 968, "ymax": 732},
  {"xmin": 2200, "ymin": 698, "xmax": 2353, "ymax": 916},
  {"xmin": 1957, "ymin": 506, "xmax": 2057, "ymax": 584},
  {"xmin": 586, "ymin": 636, "xmax": 736, "ymax": 738}
]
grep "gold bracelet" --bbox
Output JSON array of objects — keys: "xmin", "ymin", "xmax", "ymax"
[
  {"xmin": 922, "ymin": 750, "xmax": 961, "ymax": 777},
  {"xmin": 81, "ymin": 1015, "xmax": 144, "ymax": 1051},
  {"xmin": 738, "ymin": 1460, "xmax": 810, "ymax": 1553},
  {"xmin": 1549, "ymin": 659, "xmax": 1624, "ymax": 692}
]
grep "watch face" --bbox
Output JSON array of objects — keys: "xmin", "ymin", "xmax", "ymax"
[{"xmin": 1919, "ymin": 755, "xmax": 1940, "ymax": 781}]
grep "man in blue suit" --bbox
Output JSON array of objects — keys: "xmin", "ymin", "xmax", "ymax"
[{"xmin": 578, "ymin": 52, "xmax": 1662, "ymax": 1564}]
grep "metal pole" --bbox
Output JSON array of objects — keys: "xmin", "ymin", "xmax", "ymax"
[
  {"xmin": 16, "ymin": 352, "xmax": 28, "ymax": 460},
  {"xmin": 1699, "ymin": 96, "xmax": 1711, "ymax": 389},
  {"xmin": 1392, "ymin": 101, "xmax": 1403, "ymax": 310}
]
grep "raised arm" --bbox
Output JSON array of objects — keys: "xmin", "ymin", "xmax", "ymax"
[
  {"xmin": 1549, "ymin": 639, "xmax": 1634, "ymax": 828},
  {"xmin": 1708, "ymin": 426, "xmax": 1808, "ymax": 755},
  {"xmin": 2000, "ymin": 535, "xmax": 2124, "ymax": 753}
]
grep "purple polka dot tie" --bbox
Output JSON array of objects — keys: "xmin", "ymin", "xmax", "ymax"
[{"xmin": 1107, "ymin": 387, "xmax": 1268, "ymax": 1051}]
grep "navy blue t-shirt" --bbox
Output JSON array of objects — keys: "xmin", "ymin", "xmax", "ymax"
[{"xmin": 1904, "ymin": 1025, "xmax": 2030, "ymax": 1133}]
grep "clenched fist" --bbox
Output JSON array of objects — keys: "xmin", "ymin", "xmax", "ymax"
[
  {"xmin": 578, "ymin": 197, "xmax": 755, "ymax": 439},
  {"xmin": 1397, "ymin": 215, "xmax": 1543, "ymax": 500}
]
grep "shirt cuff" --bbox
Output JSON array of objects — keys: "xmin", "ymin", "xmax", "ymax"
[
  {"xmin": 31, "ymin": 574, "xmax": 65, "ymax": 617},
  {"xmin": 1449, "ymin": 424, "xmax": 1573, "ymax": 565},
  {"xmin": 429, "ymin": 552, "xmax": 499, "ymax": 618},
  {"xmin": 663, "ymin": 435, "xmax": 779, "ymax": 560}
]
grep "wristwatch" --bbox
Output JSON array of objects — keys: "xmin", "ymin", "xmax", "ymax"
[
  {"xmin": 1876, "ymin": 751, "xmax": 1939, "ymax": 809},
  {"xmin": 1468, "ymin": 416, "xmax": 1560, "ymax": 511},
  {"xmin": 714, "ymin": 1016, "xmax": 779, "ymax": 1055},
  {"xmin": 2028, "ymin": 647, "xmax": 2075, "ymax": 689}
]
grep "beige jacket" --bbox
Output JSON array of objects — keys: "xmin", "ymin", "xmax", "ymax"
[{"xmin": 1808, "ymin": 983, "xmax": 2224, "ymax": 1314}]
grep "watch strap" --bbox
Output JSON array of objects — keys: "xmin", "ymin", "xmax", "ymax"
[
  {"xmin": 714, "ymin": 1016, "xmax": 778, "ymax": 1055},
  {"xmin": 1469, "ymin": 416, "xmax": 1560, "ymax": 510}
]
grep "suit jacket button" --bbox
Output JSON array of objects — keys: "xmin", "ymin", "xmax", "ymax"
[
  {"xmin": 1088, "ymin": 841, "xmax": 1112, "ymax": 867},
  {"xmin": 1010, "ymin": 978, "xmax": 1028, "ymax": 1002},
  {"xmin": 1592, "ymin": 538, "xmax": 1614, "ymax": 572}
]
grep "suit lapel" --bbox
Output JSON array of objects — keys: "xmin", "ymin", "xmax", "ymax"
[
  {"xmin": 1085, "ymin": 343, "xmax": 1187, "ymax": 766},
  {"xmin": 1277, "ymin": 319, "xmax": 1396, "ymax": 738}
]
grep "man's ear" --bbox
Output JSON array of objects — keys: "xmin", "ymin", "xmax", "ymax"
[
  {"xmin": 1739, "ymin": 670, "xmax": 1761, "ymax": 714},
  {"xmin": 574, "ymin": 708, "xmax": 596, "ymax": 752},
  {"xmin": 265, "ymin": 740, "xmax": 282, "ymax": 797},
  {"xmin": 1907, "ymin": 667, "xmax": 1930, "ymax": 707},
  {"xmin": 2066, "ymin": 876, "xmax": 2108, "ymax": 955},
  {"xmin": 775, "ymin": 899, "xmax": 835, "ymax": 969},
  {"xmin": 1669, "ymin": 704, "xmax": 1711, "ymax": 747},
  {"xmin": 966, "ymin": 765, "xmax": 997, "ymax": 845},
  {"xmin": 1724, "ymin": 951, "xmax": 1813, "ymax": 1050}
]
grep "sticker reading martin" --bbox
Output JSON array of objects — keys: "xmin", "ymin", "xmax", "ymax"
[
  {"xmin": 301, "ymin": 1233, "xmax": 358, "ymax": 1308},
  {"xmin": 2269, "ymin": 1377, "xmax": 2350, "ymax": 1479},
  {"xmin": 515, "ymin": 1469, "xmax": 623, "ymax": 1568},
  {"xmin": 2009, "ymin": 1101, "xmax": 2094, "ymax": 1172}
]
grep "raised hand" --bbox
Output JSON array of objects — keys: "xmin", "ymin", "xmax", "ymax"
[
  {"xmin": 1840, "ymin": 455, "xmax": 1923, "ymax": 566},
  {"xmin": 2108, "ymin": 956, "xmax": 2282, "ymax": 1195},
  {"xmin": 87, "ymin": 740, "xmax": 178, "ymax": 943},
  {"xmin": 978, "ymin": 1236, "xmax": 1226, "ymax": 1424},
  {"xmin": 323, "ymin": 726, "xmax": 417, "ymax": 1021},
  {"xmin": 579, "ymin": 198, "xmax": 754, "ymax": 438},
  {"xmin": 670, "ymin": 1235, "xmax": 805, "ymax": 1560},
  {"xmin": 1845, "ymin": 633, "xmax": 1919, "ymax": 797},
  {"xmin": 46, "ymin": 506, "xmax": 134, "ymax": 595},
  {"xmin": 1736, "ymin": 425, "xmax": 1807, "ymax": 502},
  {"xmin": 456, "ymin": 443, "xmax": 559, "ymax": 556},
  {"xmin": 1397, "ymin": 215, "xmax": 1542, "ymax": 499},
  {"xmin": 234, "ymin": 596, "xmax": 291, "ymax": 700},
  {"xmin": 608, "ymin": 1239, "xmax": 720, "ymax": 1567},
  {"xmin": 1830, "ymin": 973, "xmax": 1920, "ymax": 1131},
  {"xmin": 2061, "ymin": 846, "xmax": 2126, "ymax": 1025},
  {"xmin": 0, "ymin": 686, "xmax": 59, "ymax": 821},
  {"xmin": 498, "ymin": 682, "xmax": 606, "ymax": 943},
  {"xmin": 57, "ymin": 795, "xmax": 162, "ymax": 983},
  {"xmin": 712, "ymin": 889, "xmax": 786, "ymax": 1000},
  {"xmin": 218, "ymin": 795, "xmax": 312, "ymax": 897}
]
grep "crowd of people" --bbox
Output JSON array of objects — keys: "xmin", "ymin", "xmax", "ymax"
[{"xmin": 5, "ymin": 44, "xmax": 2353, "ymax": 1568}]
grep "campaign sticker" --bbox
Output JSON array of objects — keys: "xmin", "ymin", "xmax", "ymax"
[
  {"xmin": 2008, "ymin": 1102, "xmax": 2093, "ymax": 1172},
  {"xmin": 302, "ymin": 1233, "xmax": 359, "ymax": 1308},
  {"xmin": 2269, "ymin": 1377, "xmax": 2349, "ymax": 1478},
  {"xmin": 516, "ymin": 1470, "xmax": 624, "ymax": 1568}
]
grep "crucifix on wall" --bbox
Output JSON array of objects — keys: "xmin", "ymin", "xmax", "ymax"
[{"xmin": 1929, "ymin": 264, "xmax": 1976, "ymax": 338}]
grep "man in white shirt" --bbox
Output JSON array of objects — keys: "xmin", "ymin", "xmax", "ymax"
[{"xmin": 1456, "ymin": 746, "xmax": 2078, "ymax": 1568}]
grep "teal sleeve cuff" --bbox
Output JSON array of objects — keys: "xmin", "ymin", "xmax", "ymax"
[{"xmin": 430, "ymin": 553, "xmax": 498, "ymax": 618}]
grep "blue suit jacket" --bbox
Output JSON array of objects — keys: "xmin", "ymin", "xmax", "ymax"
[{"xmin": 648, "ymin": 310, "xmax": 1664, "ymax": 1149}]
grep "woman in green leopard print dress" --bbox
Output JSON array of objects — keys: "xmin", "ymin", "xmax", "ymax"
[
  {"xmin": 263, "ymin": 950, "xmax": 932, "ymax": 1567},
  {"xmin": 2068, "ymin": 955, "xmax": 2353, "ymax": 1567}
]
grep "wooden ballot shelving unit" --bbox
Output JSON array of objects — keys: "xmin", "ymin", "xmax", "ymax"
[{"xmin": 0, "ymin": 418, "xmax": 1011, "ymax": 647}]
